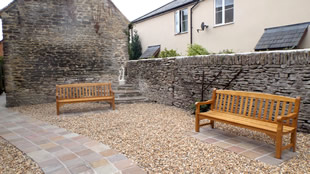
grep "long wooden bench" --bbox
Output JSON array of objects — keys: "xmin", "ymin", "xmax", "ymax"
[
  {"xmin": 56, "ymin": 83, "xmax": 115, "ymax": 115},
  {"xmin": 195, "ymin": 89, "xmax": 301, "ymax": 159}
]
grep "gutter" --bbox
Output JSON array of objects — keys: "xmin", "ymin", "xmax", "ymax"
[
  {"xmin": 190, "ymin": 0, "xmax": 200, "ymax": 45},
  {"xmin": 132, "ymin": 1, "xmax": 197, "ymax": 24}
]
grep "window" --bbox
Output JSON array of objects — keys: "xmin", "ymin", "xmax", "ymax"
[
  {"xmin": 215, "ymin": 0, "xmax": 234, "ymax": 25},
  {"xmin": 175, "ymin": 9, "xmax": 188, "ymax": 34}
]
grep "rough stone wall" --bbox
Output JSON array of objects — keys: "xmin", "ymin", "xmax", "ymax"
[
  {"xmin": 127, "ymin": 49, "xmax": 310, "ymax": 132},
  {"xmin": 1, "ymin": 0, "xmax": 129, "ymax": 106},
  {"xmin": 0, "ymin": 42, "xmax": 3, "ymax": 56}
]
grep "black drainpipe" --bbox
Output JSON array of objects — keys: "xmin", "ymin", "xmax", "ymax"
[{"xmin": 190, "ymin": 0, "xmax": 200, "ymax": 45}]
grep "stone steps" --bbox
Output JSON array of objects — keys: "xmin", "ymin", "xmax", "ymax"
[{"xmin": 114, "ymin": 84, "xmax": 148, "ymax": 104}]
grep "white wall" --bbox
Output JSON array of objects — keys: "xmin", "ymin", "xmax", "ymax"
[{"xmin": 134, "ymin": 0, "xmax": 310, "ymax": 54}]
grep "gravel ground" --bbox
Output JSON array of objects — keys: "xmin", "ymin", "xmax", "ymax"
[
  {"xmin": 0, "ymin": 137, "xmax": 43, "ymax": 174},
  {"xmin": 12, "ymin": 102, "xmax": 310, "ymax": 174}
]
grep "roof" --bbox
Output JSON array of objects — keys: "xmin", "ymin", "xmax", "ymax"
[
  {"xmin": 0, "ymin": 0, "xmax": 16, "ymax": 14},
  {"xmin": 255, "ymin": 22, "xmax": 310, "ymax": 51},
  {"xmin": 140, "ymin": 45, "xmax": 161, "ymax": 59},
  {"xmin": 132, "ymin": 0, "xmax": 197, "ymax": 23}
]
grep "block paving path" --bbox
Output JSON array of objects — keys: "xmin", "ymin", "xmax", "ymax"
[
  {"xmin": 191, "ymin": 127, "xmax": 297, "ymax": 165},
  {"xmin": 0, "ymin": 101, "xmax": 146, "ymax": 174}
]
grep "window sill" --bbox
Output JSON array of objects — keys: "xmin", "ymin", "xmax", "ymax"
[
  {"xmin": 175, "ymin": 31, "xmax": 188, "ymax": 36},
  {"xmin": 213, "ymin": 22, "xmax": 234, "ymax": 28}
]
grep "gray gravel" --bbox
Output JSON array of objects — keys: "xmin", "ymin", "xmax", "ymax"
[
  {"xmin": 0, "ymin": 137, "xmax": 44, "ymax": 174},
  {"xmin": 11, "ymin": 102, "xmax": 310, "ymax": 173}
]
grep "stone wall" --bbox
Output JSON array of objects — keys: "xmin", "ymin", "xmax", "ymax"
[
  {"xmin": 1, "ymin": 0, "xmax": 129, "ymax": 106},
  {"xmin": 0, "ymin": 42, "xmax": 3, "ymax": 56},
  {"xmin": 127, "ymin": 49, "xmax": 310, "ymax": 132}
]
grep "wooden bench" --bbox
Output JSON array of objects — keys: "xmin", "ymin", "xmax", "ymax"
[
  {"xmin": 56, "ymin": 83, "xmax": 115, "ymax": 115},
  {"xmin": 195, "ymin": 89, "xmax": 301, "ymax": 159}
]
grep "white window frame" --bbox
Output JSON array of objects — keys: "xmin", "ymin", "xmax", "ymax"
[
  {"xmin": 175, "ymin": 8, "xmax": 188, "ymax": 34},
  {"xmin": 214, "ymin": 0, "xmax": 234, "ymax": 27}
]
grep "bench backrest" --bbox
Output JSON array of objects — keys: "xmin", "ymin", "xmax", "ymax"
[
  {"xmin": 211, "ymin": 89, "xmax": 300, "ymax": 127},
  {"xmin": 56, "ymin": 83, "xmax": 113, "ymax": 100}
]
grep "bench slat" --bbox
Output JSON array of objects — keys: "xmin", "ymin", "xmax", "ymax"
[
  {"xmin": 252, "ymin": 98, "xmax": 258, "ymax": 118},
  {"xmin": 223, "ymin": 94, "xmax": 227, "ymax": 112},
  {"xmin": 219, "ymin": 94, "xmax": 223, "ymax": 111},
  {"xmin": 274, "ymin": 101, "xmax": 281, "ymax": 121},
  {"xmin": 268, "ymin": 100, "xmax": 275, "ymax": 122},
  {"xmin": 215, "ymin": 93, "xmax": 219, "ymax": 110},
  {"xmin": 239, "ymin": 96, "xmax": 244, "ymax": 115},
  {"xmin": 243, "ymin": 97, "xmax": 249, "ymax": 116},
  {"xmin": 226, "ymin": 95, "xmax": 231, "ymax": 112},
  {"xmin": 248, "ymin": 98, "xmax": 254, "ymax": 117},
  {"xmin": 230, "ymin": 95, "xmax": 235, "ymax": 113},
  {"xmin": 216, "ymin": 90, "xmax": 296, "ymax": 102},
  {"xmin": 263, "ymin": 99, "xmax": 269, "ymax": 120}
]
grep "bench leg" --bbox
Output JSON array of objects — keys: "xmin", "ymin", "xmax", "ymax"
[
  {"xmin": 195, "ymin": 114, "xmax": 200, "ymax": 132},
  {"xmin": 56, "ymin": 102, "xmax": 60, "ymax": 116},
  {"xmin": 291, "ymin": 130, "xmax": 297, "ymax": 152},
  {"xmin": 211, "ymin": 120, "xmax": 215, "ymax": 129},
  {"xmin": 275, "ymin": 132, "xmax": 283, "ymax": 159},
  {"xmin": 112, "ymin": 99, "xmax": 115, "ymax": 110}
]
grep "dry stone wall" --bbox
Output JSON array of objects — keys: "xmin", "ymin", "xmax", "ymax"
[
  {"xmin": 1, "ymin": 0, "xmax": 129, "ymax": 106},
  {"xmin": 127, "ymin": 49, "xmax": 310, "ymax": 132}
]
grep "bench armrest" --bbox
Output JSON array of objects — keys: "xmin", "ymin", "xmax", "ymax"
[
  {"xmin": 277, "ymin": 113, "xmax": 297, "ymax": 122},
  {"xmin": 195, "ymin": 100, "xmax": 214, "ymax": 107},
  {"xmin": 110, "ymin": 90, "xmax": 114, "ymax": 96}
]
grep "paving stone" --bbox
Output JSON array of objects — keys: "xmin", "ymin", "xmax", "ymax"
[
  {"xmin": 89, "ymin": 143, "xmax": 110, "ymax": 153},
  {"xmin": 40, "ymin": 142, "xmax": 58, "ymax": 150},
  {"xmin": 94, "ymin": 164, "xmax": 118, "ymax": 174},
  {"xmin": 100, "ymin": 149, "xmax": 119, "ymax": 157},
  {"xmin": 28, "ymin": 150, "xmax": 55, "ymax": 163},
  {"xmin": 224, "ymin": 138, "xmax": 242, "ymax": 144},
  {"xmin": 83, "ymin": 152, "xmax": 103, "ymax": 162},
  {"xmin": 108, "ymin": 154, "xmax": 128, "ymax": 163},
  {"xmin": 63, "ymin": 133, "xmax": 80, "ymax": 139},
  {"xmin": 212, "ymin": 135, "xmax": 232, "ymax": 141},
  {"xmin": 191, "ymin": 133, "xmax": 210, "ymax": 141},
  {"xmin": 238, "ymin": 142, "xmax": 262, "ymax": 149},
  {"xmin": 252, "ymin": 145, "xmax": 274, "ymax": 154},
  {"xmin": 62, "ymin": 157, "xmax": 86, "ymax": 168},
  {"xmin": 46, "ymin": 168, "xmax": 70, "ymax": 174},
  {"xmin": 114, "ymin": 159, "xmax": 135, "ymax": 170},
  {"xmin": 226, "ymin": 146, "xmax": 247, "ymax": 154},
  {"xmin": 257, "ymin": 155, "xmax": 283, "ymax": 165},
  {"xmin": 76, "ymin": 149, "xmax": 95, "ymax": 157},
  {"xmin": 33, "ymin": 139, "xmax": 51, "ymax": 145},
  {"xmin": 91, "ymin": 159, "xmax": 109, "ymax": 168},
  {"xmin": 213, "ymin": 141, "xmax": 232, "ymax": 148},
  {"xmin": 50, "ymin": 136, "xmax": 65, "ymax": 142},
  {"xmin": 122, "ymin": 166, "xmax": 146, "ymax": 174},
  {"xmin": 240, "ymin": 150, "xmax": 264, "ymax": 159},
  {"xmin": 59, "ymin": 153, "xmax": 79, "ymax": 162},
  {"xmin": 268, "ymin": 150, "xmax": 298, "ymax": 161},
  {"xmin": 204, "ymin": 138, "xmax": 219, "ymax": 144},
  {"xmin": 40, "ymin": 158, "xmax": 65, "ymax": 173},
  {"xmin": 46, "ymin": 145, "xmax": 65, "ymax": 153},
  {"xmin": 69, "ymin": 164, "xmax": 93, "ymax": 173},
  {"xmin": 23, "ymin": 146, "xmax": 42, "ymax": 153}
]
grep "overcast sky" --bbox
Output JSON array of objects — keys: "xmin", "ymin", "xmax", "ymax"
[{"xmin": 0, "ymin": 0, "xmax": 171, "ymax": 40}]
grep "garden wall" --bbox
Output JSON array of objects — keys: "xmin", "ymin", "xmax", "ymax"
[
  {"xmin": 127, "ymin": 49, "xmax": 310, "ymax": 132},
  {"xmin": 1, "ymin": 0, "xmax": 129, "ymax": 106}
]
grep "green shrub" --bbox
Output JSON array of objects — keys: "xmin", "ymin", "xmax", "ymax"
[
  {"xmin": 187, "ymin": 44, "xmax": 209, "ymax": 56},
  {"xmin": 129, "ymin": 30, "xmax": 142, "ymax": 60},
  {"xmin": 218, "ymin": 49, "xmax": 234, "ymax": 54},
  {"xmin": 159, "ymin": 48, "xmax": 180, "ymax": 58},
  {"xmin": 190, "ymin": 100, "xmax": 211, "ymax": 114}
]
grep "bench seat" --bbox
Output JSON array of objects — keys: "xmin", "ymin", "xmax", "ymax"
[
  {"xmin": 200, "ymin": 111, "xmax": 295, "ymax": 134},
  {"xmin": 57, "ymin": 96, "xmax": 114, "ymax": 103}
]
